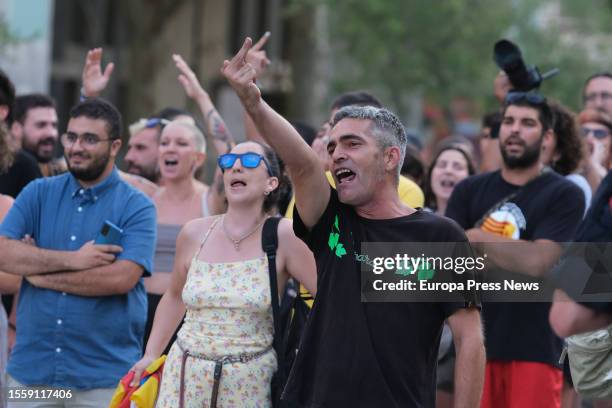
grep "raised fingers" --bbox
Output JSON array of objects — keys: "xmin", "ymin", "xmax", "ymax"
[
  {"xmin": 173, "ymin": 54, "xmax": 193, "ymax": 77},
  {"xmin": 229, "ymin": 37, "xmax": 253, "ymax": 67},
  {"xmin": 252, "ymin": 31, "xmax": 270, "ymax": 51}
]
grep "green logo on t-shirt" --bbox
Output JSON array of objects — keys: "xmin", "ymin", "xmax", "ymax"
[
  {"xmin": 328, "ymin": 215, "xmax": 347, "ymax": 258},
  {"xmin": 394, "ymin": 259, "xmax": 436, "ymax": 280}
]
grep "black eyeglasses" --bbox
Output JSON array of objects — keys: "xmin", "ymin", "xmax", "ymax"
[
  {"xmin": 505, "ymin": 91, "xmax": 547, "ymax": 105},
  {"xmin": 218, "ymin": 152, "xmax": 273, "ymax": 176},
  {"xmin": 581, "ymin": 126, "xmax": 611, "ymax": 140},
  {"xmin": 145, "ymin": 118, "xmax": 170, "ymax": 129}
]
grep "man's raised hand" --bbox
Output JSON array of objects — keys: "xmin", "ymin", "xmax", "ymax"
[
  {"xmin": 82, "ymin": 48, "xmax": 114, "ymax": 98},
  {"xmin": 221, "ymin": 37, "xmax": 261, "ymax": 110}
]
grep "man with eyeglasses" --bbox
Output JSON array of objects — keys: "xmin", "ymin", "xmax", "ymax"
[
  {"xmin": 0, "ymin": 97, "xmax": 156, "ymax": 407},
  {"xmin": 583, "ymin": 72, "xmax": 612, "ymax": 117},
  {"xmin": 446, "ymin": 92, "xmax": 585, "ymax": 408}
]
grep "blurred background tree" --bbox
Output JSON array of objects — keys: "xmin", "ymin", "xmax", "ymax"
[
  {"xmin": 287, "ymin": 0, "xmax": 612, "ymax": 128},
  {"xmin": 4, "ymin": 0, "xmax": 612, "ymax": 155}
]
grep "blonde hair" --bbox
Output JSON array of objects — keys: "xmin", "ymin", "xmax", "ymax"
[{"xmin": 163, "ymin": 121, "xmax": 206, "ymax": 153}]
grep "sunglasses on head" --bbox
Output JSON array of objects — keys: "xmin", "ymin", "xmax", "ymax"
[
  {"xmin": 504, "ymin": 91, "xmax": 547, "ymax": 105},
  {"xmin": 218, "ymin": 152, "xmax": 273, "ymax": 176},
  {"xmin": 581, "ymin": 126, "xmax": 611, "ymax": 140},
  {"xmin": 145, "ymin": 118, "xmax": 170, "ymax": 129}
]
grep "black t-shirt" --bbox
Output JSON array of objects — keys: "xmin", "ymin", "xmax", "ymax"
[
  {"xmin": 445, "ymin": 170, "xmax": 584, "ymax": 366},
  {"xmin": 284, "ymin": 188, "xmax": 479, "ymax": 408},
  {"xmin": 574, "ymin": 170, "xmax": 612, "ymax": 314},
  {"xmin": 0, "ymin": 150, "xmax": 42, "ymax": 198}
]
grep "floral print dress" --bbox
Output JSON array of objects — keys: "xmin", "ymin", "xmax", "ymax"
[{"xmin": 156, "ymin": 221, "xmax": 276, "ymax": 408}]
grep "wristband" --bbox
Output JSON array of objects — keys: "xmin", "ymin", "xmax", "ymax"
[{"xmin": 79, "ymin": 88, "xmax": 88, "ymax": 102}]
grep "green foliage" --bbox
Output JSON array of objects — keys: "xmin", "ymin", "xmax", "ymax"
[
  {"xmin": 325, "ymin": 0, "xmax": 516, "ymax": 113},
  {"xmin": 290, "ymin": 0, "xmax": 612, "ymax": 117}
]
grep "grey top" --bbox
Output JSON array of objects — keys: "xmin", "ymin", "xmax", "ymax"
[{"xmin": 153, "ymin": 224, "xmax": 182, "ymax": 273}]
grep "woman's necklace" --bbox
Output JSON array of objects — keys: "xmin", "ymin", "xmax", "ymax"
[{"xmin": 222, "ymin": 214, "xmax": 267, "ymax": 251}]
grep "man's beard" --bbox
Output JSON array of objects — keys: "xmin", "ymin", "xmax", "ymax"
[
  {"xmin": 67, "ymin": 149, "xmax": 111, "ymax": 182},
  {"xmin": 500, "ymin": 136, "xmax": 543, "ymax": 169},
  {"xmin": 23, "ymin": 137, "xmax": 56, "ymax": 164},
  {"xmin": 126, "ymin": 163, "xmax": 158, "ymax": 183}
]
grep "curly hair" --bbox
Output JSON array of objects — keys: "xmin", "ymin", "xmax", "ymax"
[
  {"xmin": 0, "ymin": 123, "xmax": 14, "ymax": 173},
  {"xmin": 549, "ymin": 101, "xmax": 583, "ymax": 176}
]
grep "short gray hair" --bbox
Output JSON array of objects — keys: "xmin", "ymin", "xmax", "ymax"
[{"xmin": 332, "ymin": 105, "xmax": 407, "ymax": 177}]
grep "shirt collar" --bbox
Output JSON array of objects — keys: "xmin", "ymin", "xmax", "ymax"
[{"xmin": 70, "ymin": 166, "xmax": 120, "ymax": 199}]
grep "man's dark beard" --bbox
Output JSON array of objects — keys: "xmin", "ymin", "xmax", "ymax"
[
  {"xmin": 67, "ymin": 149, "xmax": 110, "ymax": 182},
  {"xmin": 500, "ymin": 136, "xmax": 543, "ymax": 169},
  {"xmin": 126, "ymin": 164, "xmax": 158, "ymax": 183},
  {"xmin": 23, "ymin": 141, "xmax": 54, "ymax": 164}
]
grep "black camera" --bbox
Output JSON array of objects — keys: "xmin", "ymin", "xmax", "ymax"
[{"xmin": 494, "ymin": 39, "xmax": 559, "ymax": 92}]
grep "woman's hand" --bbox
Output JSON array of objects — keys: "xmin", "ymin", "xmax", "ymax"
[{"xmin": 129, "ymin": 354, "xmax": 158, "ymax": 387}]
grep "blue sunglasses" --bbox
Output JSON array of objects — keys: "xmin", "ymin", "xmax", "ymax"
[
  {"xmin": 145, "ymin": 118, "xmax": 171, "ymax": 129},
  {"xmin": 218, "ymin": 152, "xmax": 273, "ymax": 176}
]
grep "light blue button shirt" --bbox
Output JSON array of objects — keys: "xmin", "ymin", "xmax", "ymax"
[{"xmin": 0, "ymin": 168, "xmax": 156, "ymax": 389}]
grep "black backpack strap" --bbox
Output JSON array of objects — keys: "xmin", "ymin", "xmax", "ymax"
[{"xmin": 262, "ymin": 217, "xmax": 284, "ymax": 373}]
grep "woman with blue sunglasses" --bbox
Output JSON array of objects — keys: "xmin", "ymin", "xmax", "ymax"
[{"xmin": 132, "ymin": 140, "xmax": 316, "ymax": 407}]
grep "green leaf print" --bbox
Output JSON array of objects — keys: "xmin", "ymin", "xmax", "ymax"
[
  {"xmin": 335, "ymin": 243, "xmax": 347, "ymax": 257},
  {"xmin": 328, "ymin": 232, "xmax": 339, "ymax": 250}
]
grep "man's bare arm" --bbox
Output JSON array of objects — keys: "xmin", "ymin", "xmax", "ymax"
[
  {"xmin": 550, "ymin": 289, "xmax": 612, "ymax": 337},
  {"xmin": 0, "ymin": 271, "xmax": 21, "ymax": 294},
  {"xmin": 467, "ymin": 229, "xmax": 563, "ymax": 278},
  {"xmin": 0, "ymin": 237, "xmax": 120, "ymax": 276},
  {"xmin": 222, "ymin": 38, "xmax": 329, "ymax": 228},
  {"xmin": 448, "ymin": 308, "xmax": 485, "ymax": 408},
  {"xmin": 25, "ymin": 260, "xmax": 142, "ymax": 296}
]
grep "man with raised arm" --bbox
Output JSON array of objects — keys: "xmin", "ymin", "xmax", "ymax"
[{"xmin": 222, "ymin": 37, "xmax": 485, "ymax": 408}]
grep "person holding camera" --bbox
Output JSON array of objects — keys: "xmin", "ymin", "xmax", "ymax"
[{"xmin": 446, "ymin": 92, "xmax": 584, "ymax": 407}]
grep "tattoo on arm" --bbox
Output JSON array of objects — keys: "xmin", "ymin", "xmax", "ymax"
[{"xmin": 206, "ymin": 109, "xmax": 234, "ymax": 153}]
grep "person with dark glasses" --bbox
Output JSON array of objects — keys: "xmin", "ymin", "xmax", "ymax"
[
  {"xmin": 131, "ymin": 140, "xmax": 316, "ymax": 407},
  {"xmin": 217, "ymin": 151, "xmax": 274, "ymax": 176},
  {"xmin": 577, "ymin": 109, "xmax": 612, "ymax": 193},
  {"xmin": 223, "ymin": 37, "xmax": 484, "ymax": 408}
]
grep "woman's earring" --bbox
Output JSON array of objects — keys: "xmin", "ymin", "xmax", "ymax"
[{"xmin": 264, "ymin": 190, "xmax": 270, "ymax": 196}]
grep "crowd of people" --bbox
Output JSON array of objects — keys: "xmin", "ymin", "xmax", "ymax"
[{"xmin": 0, "ymin": 32, "xmax": 610, "ymax": 408}]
